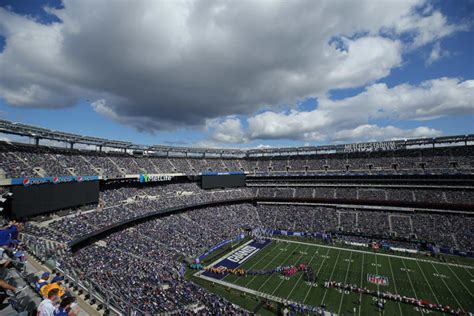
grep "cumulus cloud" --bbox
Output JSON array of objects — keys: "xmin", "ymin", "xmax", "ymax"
[
  {"xmin": 206, "ymin": 117, "xmax": 247, "ymax": 144},
  {"xmin": 0, "ymin": 0, "xmax": 461, "ymax": 132},
  {"xmin": 210, "ymin": 77, "xmax": 473, "ymax": 143},
  {"xmin": 426, "ymin": 42, "xmax": 449, "ymax": 65},
  {"xmin": 332, "ymin": 125, "xmax": 442, "ymax": 142}
]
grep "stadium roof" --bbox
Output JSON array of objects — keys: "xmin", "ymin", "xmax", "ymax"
[{"xmin": 0, "ymin": 118, "xmax": 473, "ymax": 157}]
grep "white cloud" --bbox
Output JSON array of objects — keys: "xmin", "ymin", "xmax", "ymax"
[
  {"xmin": 332, "ymin": 125, "xmax": 442, "ymax": 142},
  {"xmin": 0, "ymin": 0, "xmax": 461, "ymax": 131},
  {"xmin": 211, "ymin": 77, "xmax": 473, "ymax": 143},
  {"xmin": 426, "ymin": 42, "xmax": 450, "ymax": 65},
  {"xmin": 207, "ymin": 117, "xmax": 247, "ymax": 144}
]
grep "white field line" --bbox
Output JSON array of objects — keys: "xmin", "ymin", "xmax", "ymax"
[
  {"xmin": 193, "ymin": 239, "xmax": 254, "ymax": 277},
  {"xmin": 401, "ymin": 259, "xmax": 419, "ymax": 300},
  {"xmin": 271, "ymin": 237, "xmax": 474, "ymax": 270},
  {"xmin": 430, "ymin": 262, "xmax": 463, "ymax": 309},
  {"xmin": 374, "ymin": 254, "xmax": 382, "ymax": 316},
  {"xmin": 337, "ymin": 251, "xmax": 353, "ymax": 315},
  {"xmin": 446, "ymin": 264, "xmax": 474, "ymax": 298},
  {"xmin": 285, "ymin": 245, "xmax": 321, "ymax": 299},
  {"xmin": 257, "ymin": 244, "xmax": 304, "ymax": 291},
  {"xmin": 320, "ymin": 250, "xmax": 342, "ymax": 305},
  {"xmin": 270, "ymin": 245, "xmax": 311, "ymax": 296},
  {"xmin": 197, "ymin": 273, "xmax": 337, "ymax": 316},
  {"xmin": 358, "ymin": 253, "xmax": 364, "ymax": 316},
  {"xmin": 221, "ymin": 240, "xmax": 277, "ymax": 282},
  {"xmin": 387, "ymin": 257, "xmax": 404, "ymax": 316},
  {"xmin": 303, "ymin": 247, "xmax": 331, "ymax": 303},
  {"xmin": 415, "ymin": 260, "xmax": 440, "ymax": 304},
  {"xmin": 244, "ymin": 242, "xmax": 298, "ymax": 288}
]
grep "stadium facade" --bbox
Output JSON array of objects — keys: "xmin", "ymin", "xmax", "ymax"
[{"xmin": 0, "ymin": 119, "xmax": 473, "ymax": 315}]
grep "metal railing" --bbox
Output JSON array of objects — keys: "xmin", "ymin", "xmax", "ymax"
[{"xmin": 21, "ymin": 235, "xmax": 149, "ymax": 315}]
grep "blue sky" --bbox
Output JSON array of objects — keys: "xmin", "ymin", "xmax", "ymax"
[{"xmin": 0, "ymin": 0, "xmax": 473, "ymax": 148}]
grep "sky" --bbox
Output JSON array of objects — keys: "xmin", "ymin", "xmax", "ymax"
[{"xmin": 0, "ymin": 0, "xmax": 473, "ymax": 149}]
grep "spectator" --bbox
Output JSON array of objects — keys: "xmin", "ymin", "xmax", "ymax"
[
  {"xmin": 38, "ymin": 288, "xmax": 60, "ymax": 316},
  {"xmin": 53, "ymin": 297, "xmax": 78, "ymax": 316}
]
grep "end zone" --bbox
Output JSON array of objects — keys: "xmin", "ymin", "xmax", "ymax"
[{"xmin": 196, "ymin": 239, "xmax": 272, "ymax": 280}]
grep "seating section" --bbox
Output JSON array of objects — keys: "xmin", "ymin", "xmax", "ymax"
[
  {"xmin": 0, "ymin": 141, "xmax": 472, "ymax": 178},
  {"xmin": 21, "ymin": 200, "xmax": 473, "ymax": 314}
]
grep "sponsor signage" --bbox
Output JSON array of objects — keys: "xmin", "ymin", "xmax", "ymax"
[
  {"xmin": 344, "ymin": 141, "xmax": 400, "ymax": 153},
  {"xmin": 11, "ymin": 175, "xmax": 98, "ymax": 186},
  {"xmin": 139, "ymin": 174, "xmax": 174, "ymax": 183}
]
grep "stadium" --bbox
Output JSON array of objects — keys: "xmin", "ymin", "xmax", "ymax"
[
  {"xmin": 0, "ymin": 1, "xmax": 473, "ymax": 315},
  {"xmin": 0, "ymin": 119, "xmax": 472, "ymax": 315}
]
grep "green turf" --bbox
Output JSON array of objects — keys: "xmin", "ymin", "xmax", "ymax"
[{"xmin": 199, "ymin": 238, "xmax": 474, "ymax": 315}]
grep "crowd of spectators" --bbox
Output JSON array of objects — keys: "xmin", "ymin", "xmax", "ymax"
[
  {"xmin": 0, "ymin": 141, "xmax": 472, "ymax": 178},
  {"xmin": 17, "ymin": 193, "xmax": 472, "ymax": 314},
  {"xmin": 253, "ymin": 185, "xmax": 473, "ymax": 205}
]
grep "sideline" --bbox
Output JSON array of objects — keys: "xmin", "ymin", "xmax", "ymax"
[
  {"xmin": 271, "ymin": 237, "xmax": 474, "ymax": 270},
  {"xmin": 197, "ymin": 273, "xmax": 336, "ymax": 316}
]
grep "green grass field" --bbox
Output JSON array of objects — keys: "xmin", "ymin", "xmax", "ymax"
[{"xmin": 196, "ymin": 238, "xmax": 474, "ymax": 315}]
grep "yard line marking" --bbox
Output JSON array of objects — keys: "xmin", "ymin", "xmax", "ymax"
[
  {"xmin": 285, "ymin": 245, "xmax": 321, "ymax": 299},
  {"xmin": 387, "ymin": 257, "xmax": 404, "ymax": 316},
  {"xmin": 271, "ymin": 237, "xmax": 474, "ymax": 270},
  {"xmin": 198, "ymin": 273, "xmax": 334, "ymax": 316},
  {"xmin": 358, "ymin": 253, "xmax": 364, "ymax": 316},
  {"xmin": 401, "ymin": 259, "xmax": 419, "ymax": 300},
  {"xmin": 446, "ymin": 264, "xmax": 474, "ymax": 298},
  {"xmin": 271, "ymin": 245, "xmax": 311, "ymax": 296},
  {"xmin": 255, "ymin": 244, "xmax": 303, "ymax": 291},
  {"xmin": 374, "ymin": 254, "xmax": 382, "ymax": 316},
  {"xmin": 241, "ymin": 242, "xmax": 292, "ymax": 287},
  {"xmin": 302, "ymin": 247, "xmax": 331, "ymax": 303},
  {"xmin": 337, "ymin": 251, "xmax": 353, "ymax": 315},
  {"xmin": 430, "ymin": 262, "xmax": 463, "ymax": 309},
  {"xmin": 414, "ymin": 260, "xmax": 440, "ymax": 304},
  {"xmin": 464, "ymin": 266, "xmax": 474, "ymax": 278},
  {"xmin": 220, "ymin": 240, "xmax": 276, "ymax": 282},
  {"xmin": 320, "ymin": 249, "xmax": 342, "ymax": 305}
]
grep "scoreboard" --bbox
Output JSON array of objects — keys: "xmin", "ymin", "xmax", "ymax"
[{"xmin": 201, "ymin": 172, "xmax": 246, "ymax": 189}]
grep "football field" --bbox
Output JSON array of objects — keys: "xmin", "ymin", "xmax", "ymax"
[{"xmin": 196, "ymin": 238, "xmax": 474, "ymax": 315}]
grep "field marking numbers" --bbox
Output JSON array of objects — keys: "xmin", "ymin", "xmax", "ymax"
[
  {"xmin": 270, "ymin": 245, "xmax": 311, "ymax": 296},
  {"xmin": 446, "ymin": 264, "xmax": 474, "ymax": 299},
  {"xmin": 241, "ymin": 242, "xmax": 293, "ymax": 287},
  {"xmin": 401, "ymin": 259, "xmax": 419, "ymax": 299},
  {"xmin": 430, "ymin": 262, "xmax": 463, "ymax": 309},
  {"xmin": 303, "ymin": 247, "xmax": 331, "ymax": 303},
  {"xmin": 432, "ymin": 273, "xmax": 449, "ymax": 279},
  {"xmin": 271, "ymin": 237, "xmax": 474, "ymax": 270},
  {"xmin": 286, "ymin": 245, "xmax": 321, "ymax": 299},
  {"xmin": 414, "ymin": 260, "xmax": 440, "ymax": 304},
  {"xmin": 320, "ymin": 249, "xmax": 342, "ymax": 306},
  {"xmin": 337, "ymin": 251, "xmax": 353, "ymax": 315},
  {"xmin": 257, "ymin": 244, "xmax": 304, "ymax": 292}
]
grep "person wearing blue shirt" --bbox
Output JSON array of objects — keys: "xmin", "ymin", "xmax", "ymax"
[{"xmin": 53, "ymin": 297, "xmax": 77, "ymax": 316}]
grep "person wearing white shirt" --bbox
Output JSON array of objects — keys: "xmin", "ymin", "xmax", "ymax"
[{"xmin": 37, "ymin": 288, "xmax": 59, "ymax": 316}]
